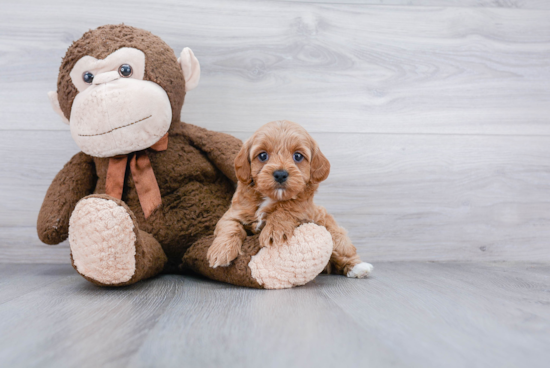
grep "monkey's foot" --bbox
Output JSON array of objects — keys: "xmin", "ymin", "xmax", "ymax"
[
  {"xmin": 69, "ymin": 195, "xmax": 166, "ymax": 286},
  {"xmin": 249, "ymin": 223, "xmax": 333, "ymax": 289},
  {"xmin": 182, "ymin": 223, "xmax": 333, "ymax": 289}
]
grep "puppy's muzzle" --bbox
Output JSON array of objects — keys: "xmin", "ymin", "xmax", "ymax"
[{"xmin": 273, "ymin": 170, "xmax": 288, "ymax": 184}]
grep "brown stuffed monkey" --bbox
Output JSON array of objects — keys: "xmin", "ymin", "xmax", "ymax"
[{"xmin": 37, "ymin": 25, "xmax": 333, "ymax": 289}]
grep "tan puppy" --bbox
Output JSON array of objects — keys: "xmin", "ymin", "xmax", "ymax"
[{"xmin": 207, "ymin": 120, "xmax": 373, "ymax": 278}]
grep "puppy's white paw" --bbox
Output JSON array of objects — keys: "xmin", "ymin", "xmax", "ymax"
[{"xmin": 347, "ymin": 262, "xmax": 373, "ymax": 278}]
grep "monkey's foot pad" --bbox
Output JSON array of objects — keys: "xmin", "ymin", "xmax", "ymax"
[
  {"xmin": 249, "ymin": 223, "xmax": 333, "ymax": 289},
  {"xmin": 182, "ymin": 223, "xmax": 333, "ymax": 289},
  {"xmin": 69, "ymin": 197, "xmax": 137, "ymax": 285}
]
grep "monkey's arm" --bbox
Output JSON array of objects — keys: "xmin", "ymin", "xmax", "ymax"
[
  {"xmin": 181, "ymin": 123, "xmax": 242, "ymax": 183},
  {"xmin": 37, "ymin": 152, "xmax": 97, "ymax": 245}
]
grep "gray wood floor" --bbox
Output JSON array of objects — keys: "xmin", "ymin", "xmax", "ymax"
[{"xmin": 0, "ymin": 262, "xmax": 548, "ymax": 368}]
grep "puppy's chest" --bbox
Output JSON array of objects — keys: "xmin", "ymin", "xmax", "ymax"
[
  {"xmin": 245, "ymin": 198, "xmax": 315, "ymax": 234},
  {"xmin": 245, "ymin": 197, "xmax": 274, "ymax": 234}
]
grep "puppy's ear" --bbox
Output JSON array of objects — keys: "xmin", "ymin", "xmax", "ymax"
[
  {"xmin": 310, "ymin": 143, "xmax": 330, "ymax": 183},
  {"xmin": 234, "ymin": 141, "xmax": 252, "ymax": 184}
]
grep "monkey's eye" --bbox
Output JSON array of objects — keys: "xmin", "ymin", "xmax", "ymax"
[
  {"xmin": 258, "ymin": 152, "xmax": 269, "ymax": 162},
  {"xmin": 293, "ymin": 152, "xmax": 304, "ymax": 163},
  {"xmin": 82, "ymin": 71, "xmax": 94, "ymax": 84},
  {"xmin": 119, "ymin": 64, "xmax": 133, "ymax": 77}
]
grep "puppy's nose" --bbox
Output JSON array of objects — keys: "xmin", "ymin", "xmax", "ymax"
[{"xmin": 273, "ymin": 170, "xmax": 289, "ymax": 184}]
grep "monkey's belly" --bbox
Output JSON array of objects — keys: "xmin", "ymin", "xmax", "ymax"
[{"xmin": 134, "ymin": 179, "xmax": 234, "ymax": 261}]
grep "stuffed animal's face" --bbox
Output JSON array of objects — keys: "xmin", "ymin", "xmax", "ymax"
[
  {"xmin": 235, "ymin": 120, "xmax": 330, "ymax": 201},
  {"xmin": 68, "ymin": 47, "xmax": 172, "ymax": 156},
  {"xmin": 48, "ymin": 25, "xmax": 201, "ymax": 157}
]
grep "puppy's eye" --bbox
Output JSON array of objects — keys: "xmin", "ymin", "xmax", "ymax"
[
  {"xmin": 119, "ymin": 64, "xmax": 133, "ymax": 77},
  {"xmin": 258, "ymin": 152, "xmax": 269, "ymax": 162},
  {"xmin": 82, "ymin": 71, "xmax": 94, "ymax": 84},
  {"xmin": 293, "ymin": 152, "xmax": 304, "ymax": 163}
]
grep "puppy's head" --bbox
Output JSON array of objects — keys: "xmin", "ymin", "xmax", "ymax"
[{"xmin": 235, "ymin": 120, "xmax": 330, "ymax": 201}]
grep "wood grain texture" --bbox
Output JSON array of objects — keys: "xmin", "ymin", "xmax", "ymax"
[
  {"xmin": 1, "ymin": 0, "xmax": 550, "ymax": 135},
  {"xmin": 2, "ymin": 130, "xmax": 550, "ymax": 263},
  {"xmin": 0, "ymin": 263, "xmax": 73, "ymax": 304},
  {"xmin": 0, "ymin": 269, "xmax": 181, "ymax": 368},
  {"xmin": 0, "ymin": 262, "xmax": 548, "ymax": 368},
  {"xmin": 278, "ymin": 0, "xmax": 550, "ymax": 10},
  {"xmin": 0, "ymin": 227, "xmax": 70, "ymax": 264},
  {"xmin": 316, "ymin": 262, "xmax": 550, "ymax": 368}
]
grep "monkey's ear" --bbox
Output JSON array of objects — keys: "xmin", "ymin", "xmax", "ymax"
[
  {"xmin": 178, "ymin": 47, "xmax": 200, "ymax": 92},
  {"xmin": 234, "ymin": 141, "xmax": 252, "ymax": 184},
  {"xmin": 47, "ymin": 91, "xmax": 69, "ymax": 125}
]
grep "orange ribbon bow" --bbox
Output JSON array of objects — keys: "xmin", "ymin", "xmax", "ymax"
[{"xmin": 105, "ymin": 133, "xmax": 168, "ymax": 219}]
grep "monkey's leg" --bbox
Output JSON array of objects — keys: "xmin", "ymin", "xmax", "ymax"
[
  {"xmin": 69, "ymin": 194, "xmax": 167, "ymax": 287},
  {"xmin": 182, "ymin": 223, "xmax": 333, "ymax": 289}
]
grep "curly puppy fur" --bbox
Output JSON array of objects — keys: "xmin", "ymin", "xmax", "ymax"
[{"xmin": 207, "ymin": 120, "xmax": 364, "ymax": 275}]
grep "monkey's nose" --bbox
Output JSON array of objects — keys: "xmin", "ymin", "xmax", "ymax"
[
  {"xmin": 273, "ymin": 170, "xmax": 289, "ymax": 184},
  {"xmin": 93, "ymin": 71, "xmax": 120, "ymax": 85}
]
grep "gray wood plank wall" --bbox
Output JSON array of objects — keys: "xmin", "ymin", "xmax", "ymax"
[{"xmin": 1, "ymin": 0, "xmax": 549, "ymax": 263}]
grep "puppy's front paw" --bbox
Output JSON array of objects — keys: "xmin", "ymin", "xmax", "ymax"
[
  {"xmin": 259, "ymin": 221, "xmax": 295, "ymax": 248},
  {"xmin": 346, "ymin": 262, "xmax": 373, "ymax": 278},
  {"xmin": 207, "ymin": 236, "xmax": 242, "ymax": 268}
]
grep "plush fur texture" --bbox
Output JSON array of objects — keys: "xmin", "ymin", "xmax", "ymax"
[
  {"xmin": 38, "ymin": 25, "xmax": 241, "ymax": 285},
  {"xmin": 183, "ymin": 223, "xmax": 332, "ymax": 289},
  {"xmin": 56, "ymin": 25, "xmax": 185, "ymax": 124},
  {"xmin": 248, "ymin": 223, "xmax": 333, "ymax": 289},
  {"xmin": 69, "ymin": 195, "xmax": 167, "ymax": 286},
  {"xmin": 70, "ymin": 196, "xmax": 138, "ymax": 284},
  {"xmin": 38, "ymin": 120, "xmax": 240, "ymax": 267},
  {"xmin": 38, "ymin": 25, "xmax": 345, "ymax": 289},
  {"xmin": 207, "ymin": 120, "xmax": 369, "ymax": 277},
  {"xmin": 68, "ymin": 47, "xmax": 173, "ymax": 157},
  {"xmin": 182, "ymin": 234, "xmax": 264, "ymax": 289}
]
